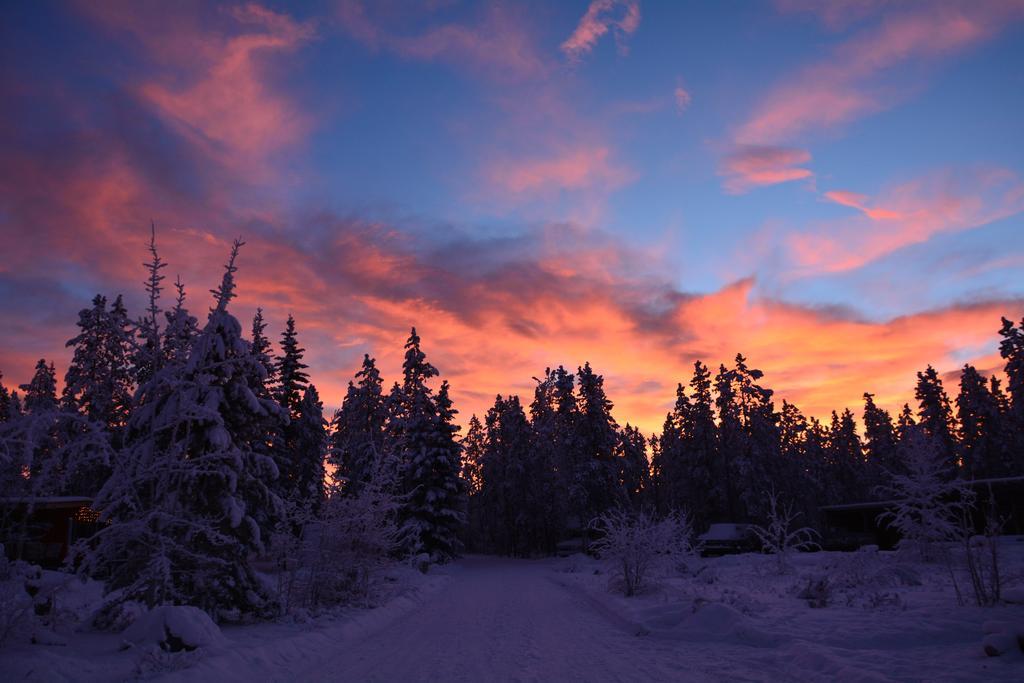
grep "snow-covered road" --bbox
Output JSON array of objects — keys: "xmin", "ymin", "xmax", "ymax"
[{"xmin": 300, "ymin": 556, "xmax": 715, "ymax": 683}]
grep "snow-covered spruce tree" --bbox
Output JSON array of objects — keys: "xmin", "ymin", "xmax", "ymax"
[
  {"xmin": 271, "ymin": 315, "xmax": 324, "ymax": 520},
  {"xmin": 461, "ymin": 414, "xmax": 485, "ymax": 497},
  {"xmin": 291, "ymin": 384, "xmax": 326, "ymax": 514},
  {"xmin": 915, "ymin": 365, "xmax": 957, "ymax": 477},
  {"xmin": 617, "ymin": 424, "xmax": 650, "ymax": 509},
  {"xmin": 876, "ymin": 425, "xmax": 972, "ymax": 561},
  {"xmin": 132, "ymin": 224, "xmax": 168, "ymax": 387},
  {"xmin": 526, "ymin": 368, "xmax": 570, "ymax": 549},
  {"xmin": 956, "ymin": 364, "xmax": 1009, "ymax": 478},
  {"xmin": 478, "ymin": 394, "xmax": 551, "ymax": 556},
  {"xmin": 862, "ymin": 392, "xmax": 901, "ymax": 487},
  {"xmin": 575, "ymin": 362, "xmax": 624, "ymax": 520},
  {"xmin": 248, "ymin": 308, "xmax": 276, "ymax": 387},
  {"xmin": 79, "ymin": 240, "xmax": 286, "ymax": 621},
  {"xmin": 683, "ymin": 361, "xmax": 719, "ymax": 526},
  {"xmin": 652, "ymin": 383, "xmax": 689, "ymax": 515},
  {"xmin": 62, "ymin": 294, "xmax": 134, "ymax": 436},
  {"xmin": 0, "ymin": 357, "xmax": 113, "ymax": 504},
  {"xmin": 391, "ymin": 329, "xmax": 466, "ymax": 563},
  {"xmin": 997, "ymin": 316, "xmax": 1024, "ymax": 450},
  {"xmin": 161, "ymin": 278, "xmax": 198, "ymax": 367},
  {"xmin": 714, "ymin": 355, "xmax": 779, "ymax": 522},
  {"xmin": 827, "ymin": 408, "xmax": 868, "ymax": 503},
  {"xmin": 329, "ymin": 354, "xmax": 387, "ymax": 496},
  {"xmin": 653, "ymin": 361, "xmax": 720, "ymax": 527}
]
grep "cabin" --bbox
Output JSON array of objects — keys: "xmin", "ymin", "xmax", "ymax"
[
  {"xmin": 0, "ymin": 496, "xmax": 102, "ymax": 567},
  {"xmin": 821, "ymin": 476, "xmax": 1024, "ymax": 550}
]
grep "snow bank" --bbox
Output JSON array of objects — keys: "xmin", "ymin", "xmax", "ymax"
[
  {"xmin": 122, "ymin": 605, "xmax": 225, "ymax": 652},
  {"xmin": 631, "ymin": 601, "xmax": 777, "ymax": 646}
]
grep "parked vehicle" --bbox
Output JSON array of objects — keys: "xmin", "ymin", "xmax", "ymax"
[{"xmin": 697, "ymin": 523, "xmax": 758, "ymax": 556}]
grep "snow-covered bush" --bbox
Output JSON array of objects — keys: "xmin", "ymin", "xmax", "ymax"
[
  {"xmin": 589, "ymin": 509, "xmax": 695, "ymax": 597},
  {"xmin": 276, "ymin": 482, "xmax": 401, "ymax": 611},
  {"xmin": 876, "ymin": 427, "xmax": 972, "ymax": 562},
  {"xmin": 748, "ymin": 490, "xmax": 819, "ymax": 573}
]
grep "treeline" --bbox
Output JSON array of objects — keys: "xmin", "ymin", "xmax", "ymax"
[
  {"xmin": 0, "ymin": 234, "xmax": 465, "ymax": 620},
  {"xmin": 2, "ymin": 230, "xmax": 1024, "ymax": 603},
  {"xmin": 463, "ymin": 339, "xmax": 1024, "ymax": 556}
]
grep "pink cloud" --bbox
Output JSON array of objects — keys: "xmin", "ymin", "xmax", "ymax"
[
  {"xmin": 737, "ymin": 2, "xmax": 1023, "ymax": 146},
  {"xmin": 139, "ymin": 6, "xmax": 316, "ymax": 177},
  {"xmin": 674, "ymin": 85, "xmax": 692, "ymax": 113},
  {"xmin": 720, "ymin": 145, "xmax": 813, "ymax": 193},
  {"xmin": 487, "ymin": 146, "xmax": 633, "ymax": 196},
  {"xmin": 561, "ymin": 0, "xmax": 641, "ymax": 62},
  {"xmin": 784, "ymin": 168, "xmax": 1024, "ymax": 275},
  {"xmin": 336, "ymin": 1, "xmax": 545, "ymax": 82}
]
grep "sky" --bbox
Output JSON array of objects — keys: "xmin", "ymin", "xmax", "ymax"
[{"xmin": 1, "ymin": 0, "xmax": 1023, "ymax": 436}]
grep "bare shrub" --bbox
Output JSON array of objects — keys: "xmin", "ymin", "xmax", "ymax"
[
  {"xmin": 589, "ymin": 509, "xmax": 695, "ymax": 597},
  {"xmin": 276, "ymin": 482, "xmax": 401, "ymax": 612},
  {"xmin": 748, "ymin": 490, "xmax": 819, "ymax": 573}
]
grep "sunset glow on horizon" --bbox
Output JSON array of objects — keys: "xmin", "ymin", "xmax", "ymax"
[{"xmin": 2, "ymin": 0, "xmax": 1023, "ymax": 436}]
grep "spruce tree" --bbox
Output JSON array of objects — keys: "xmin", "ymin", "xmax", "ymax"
[
  {"xmin": 461, "ymin": 414, "xmax": 485, "ymax": 497},
  {"xmin": 329, "ymin": 354, "xmax": 386, "ymax": 495},
  {"xmin": 162, "ymin": 279, "xmax": 198, "ymax": 366},
  {"xmin": 575, "ymin": 362, "xmax": 622, "ymax": 519},
  {"xmin": 0, "ymin": 373, "xmax": 10, "ymax": 423},
  {"xmin": 291, "ymin": 384, "xmax": 326, "ymax": 513},
  {"xmin": 392, "ymin": 329, "xmax": 466, "ymax": 562},
  {"xmin": 685, "ymin": 360, "xmax": 719, "ymax": 525},
  {"xmin": 271, "ymin": 315, "xmax": 318, "ymax": 518},
  {"xmin": 617, "ymin": 424, "xmax": 650, "ymax": 509},
  {"xmin": 249, "ymin": 309, "xmax": 275, "ymax": 388},
  {"xmin": 81, "ymin": 240, "xmax": 284, "ymax": 619},
  {"xmin": 62, "ymin": 294, "xmax": 134, "ymax": 440},
  {"xmin": 275, "ymin": 315, "xmax": 309, "ymax": 412},
  {"xmin": 828, "ymin": 408, "xmax": 866, "ymax": 502},
  {"xmin": 20, "ymin": 359, "xmax": 58, "ymax": 413},
  {"xmin": 956, "ymin": 364, "xmax": 1006, "ymax": 478},
  {"xmin": 653, "ymin": 383, "xmax": 688, "ymax": 514},
  {"xmin": 914, "ymin": 366, "xmax": 957, "ymax": 476},
  {"xmin": 862, "ymin": 393, "xmax": 900, "ymax": 480},
  {"xmin": 133, "ymin": 225, "xmax": 167, "ymax": 385}
]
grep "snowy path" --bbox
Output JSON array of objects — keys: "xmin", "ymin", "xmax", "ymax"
[{"xmin": 298, "ymin": 556, "xmax": 719, "ymax": 683}]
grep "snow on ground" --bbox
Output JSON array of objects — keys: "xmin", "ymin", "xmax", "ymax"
[
  {"xmin": 2, "ymin": 546, "xmax": 1023, "ymax": 682},
  {"xmin": 0, "ymin": 564, "xmax": 448, "ymax": 682}
]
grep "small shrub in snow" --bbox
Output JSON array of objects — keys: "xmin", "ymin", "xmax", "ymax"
[
  {"xmin": 797, "ymin": 577, "xmax": 832, "ymax": 608},
  {"xmin": 589, "ymin": 509, "xmax": 696, "ymax": 597},
  {"xmin": 748, "ymin": 490, "xmax": 819, "ymax": 573},
  {"xmin": 955, "ymin": 503, "xmax": 1004, "ymax": 607}
]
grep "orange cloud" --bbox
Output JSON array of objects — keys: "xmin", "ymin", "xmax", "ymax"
[
  {"xmin": 720, "ymin": 145, "xmax": 813, "ymax": 193},
  {"xmin": 561, "ymin": 0, "xmax": 641, "ymax": 62},
  {"xmin": 2, "ymin": 203, "xmax": 1019, "ymax": 441}
]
